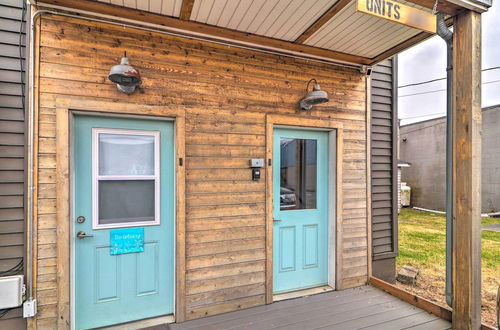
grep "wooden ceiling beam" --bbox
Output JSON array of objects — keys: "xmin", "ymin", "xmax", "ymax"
[
  {"xmin": 38, "ymin": 0, "xmax": 372, "ymax": 65},
  {"xmin": 179, "ymin": 0, "xmax": 195, "ymax": 20},
  {"xmin": 294, "ymin": 0, "xmax": 352, "ymax": 44}
]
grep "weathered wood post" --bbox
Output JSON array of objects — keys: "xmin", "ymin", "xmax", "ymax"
[
  {"xmin": 497, "ymin": 286, "xmax": 499, "ymax": 328},
  {"xmin": 452, "ymin": 9, "xmax": 482, "ymax": 330}
]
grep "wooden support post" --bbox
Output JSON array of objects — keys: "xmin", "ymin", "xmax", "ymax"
[{"xmin": 452, "ymin": 9, "xmax": 482, "ymax": 330}]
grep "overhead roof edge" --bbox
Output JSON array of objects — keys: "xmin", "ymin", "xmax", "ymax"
[{"xmin": 446, "ymin": 0, "xmax": 491, "ymax": 12}]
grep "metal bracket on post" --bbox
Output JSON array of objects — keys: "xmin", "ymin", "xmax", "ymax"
[{"xmin": 360, "ymin": 65, "xmax": 372, "ymax": 76}]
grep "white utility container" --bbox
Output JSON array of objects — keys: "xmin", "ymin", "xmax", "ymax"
[
  {"xmin": 401, "ymin": 182, "xmax": 411, "ymax": 207},
  {"xmin": 0, "ymin": 275, "xmax": 24, "ymax": 309}
]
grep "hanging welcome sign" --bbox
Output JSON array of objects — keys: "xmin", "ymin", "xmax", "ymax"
[
  {"xmin": 356, "ymin": 0, "xmax": 436, "ymax": 34},
  {"xmin": 110, "ymin": 227, "xmax": 144, "ymax": 255}
]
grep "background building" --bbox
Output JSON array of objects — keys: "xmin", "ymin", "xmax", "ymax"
[{"xmin": 400, "ymin": 105, "xmax": 500, "ymax": 213}]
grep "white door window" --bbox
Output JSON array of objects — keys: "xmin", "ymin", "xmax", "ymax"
[{"xmin": 92, "ymin": 128, "xmax": 160, "ymax": 229}]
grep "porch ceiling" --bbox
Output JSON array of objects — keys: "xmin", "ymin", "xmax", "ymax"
[
  {"xmin": 189, "ymin": 0, "xmax": 340, "ymax": 42},
  {"xmin": 302, "ymin": 0, "xmax": 425, "ymax": 58},
  {"xmin": 40, "ymin": 0, "xmax": 466, "ymax": 66}
]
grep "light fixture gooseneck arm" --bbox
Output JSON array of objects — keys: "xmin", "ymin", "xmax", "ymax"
[{"xmin": 305, "ymin": 78, "xmax": 318, "ymax": 93}]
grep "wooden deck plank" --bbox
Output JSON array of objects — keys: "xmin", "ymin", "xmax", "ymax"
[
  {"xmin": 404, "ymin": 318, "xmax": 453, "ymax": 330},
  {"xmin": 360, "ymin": 311, "xmax": 439, "ymax": 329},
  {"xmin": 204, "ymin": 292, "xmax": 396, "ymax": 330},
  {"xmin": 168, "ymin": 286, "xmax": 452, "ymax": 330},
  {"xmin": 275, "ymin": 303, "xmax": 420, "ymax": 330},
  {"xmin": 170, "ymin": 286, "xmax": 378, "ymax": 329},
  {"xmin": 230, "ymin": 296, "xmax": 398, "ymax": 330}
]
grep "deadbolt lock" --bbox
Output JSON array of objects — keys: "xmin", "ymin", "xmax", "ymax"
[{"xmin": 76, "ymin": 216, "xmax": 85, "ymax": 224}]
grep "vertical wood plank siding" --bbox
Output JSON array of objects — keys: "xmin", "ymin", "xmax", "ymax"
[
  {"xmin": 370, "ymin": 59, "xmax": 398, "ymax": 259},
  {"xmin": 0, "ymin": 0, "xmax": 27, "ymax": 328},
  {"xmin": 34, "ymin": 14, "xmax": 367, "ymax": 325}
]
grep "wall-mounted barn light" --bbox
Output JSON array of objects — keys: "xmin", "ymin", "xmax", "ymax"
[
  {"xmin": 299, "ymin": 79, "xmax": 329, "ymax": 110},
  {"xmin": 108, "ymin": 52, "xmax": 141, "ymax": 94}
]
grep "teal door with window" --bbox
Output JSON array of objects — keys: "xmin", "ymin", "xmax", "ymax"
[
  {"xmin": 273, "ymin": 128, "xmax": 329, "ymax": 293},
  {"xmin": 73, "ymin": 116, "xmax": 175, "ymax": 329}
]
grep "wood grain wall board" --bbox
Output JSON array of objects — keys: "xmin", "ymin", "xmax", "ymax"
[
  {"xmin": 32, "ymin": 14, "xmax": 368, "ymax": 326},
  {"xmin": 38, "ymin": 16, "xmax": 366, "ymax": 86},
  {"xmin": 38, "ymin": 0, "xmax": 372, "ymax": 65}
]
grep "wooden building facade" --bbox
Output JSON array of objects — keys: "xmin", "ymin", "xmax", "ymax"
[
  {"xmin": 33, "ymin": 14, "xmax": 370, "ymax": 328},
  {"xmin": 0, "ymin": 0, "xmax": 490, "ymax": 328}
]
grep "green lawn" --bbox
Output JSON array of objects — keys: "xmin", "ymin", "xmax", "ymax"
[
  {"xmin": 398, "ymin": 208, "xmax": 500, "ymax": 274},
  {"xmin": 397, "ymin": 208, "xmax": 500, "ymax": 326}
]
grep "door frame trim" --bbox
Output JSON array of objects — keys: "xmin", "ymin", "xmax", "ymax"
[
  {"xmin": 265, "ymin": 114, "xmax": 344, "ymax": 304},
  {"xmin": 53, "ymin": 96, "xmax": 186, "ymax": 329}
]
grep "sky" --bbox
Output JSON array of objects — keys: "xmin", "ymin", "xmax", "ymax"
[{"xmin": 398, "ymin": 3, "xmax": 500, "ymax": 125}]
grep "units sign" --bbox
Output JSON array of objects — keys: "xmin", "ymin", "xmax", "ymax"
[{"xmin": 356, "ymin": 0, "xmax": 436, "ymax": 34}]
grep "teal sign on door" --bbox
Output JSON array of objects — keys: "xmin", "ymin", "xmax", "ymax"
[
  {"xmin": 74, "ymin": 116, "xmax": 174, "ymax": 329},
  {"xmin": 273, "ymin": 128, "xmax": 329, "ymax": 293}
]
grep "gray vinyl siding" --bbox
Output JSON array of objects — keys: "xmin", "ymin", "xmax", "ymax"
[
  {"xmin": 0, "ymin": 0, "xmax": 26, "ymax": 328},
  {"xmin": 371, "ymin": 58, "xmax": 398, "ymax": 260}
]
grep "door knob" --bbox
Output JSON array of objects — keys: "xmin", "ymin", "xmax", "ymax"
[
  {"xmin": 273, "ymin": 219, "xmax": 283, "ymax": 222},
  {"xmin": 76, "ymin": 231, "xmax": 94, "ymax": 239}
]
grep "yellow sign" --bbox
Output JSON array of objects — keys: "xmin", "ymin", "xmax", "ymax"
[{"xmin": 356, "ymin": 0, "xmax": 436, "ymax": 34}]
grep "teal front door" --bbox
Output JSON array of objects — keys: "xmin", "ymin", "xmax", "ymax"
[
  {"xmin": 73, "ymin": 116, "xmax": 175, "ymax": 329},
  {"xmin": 273, "ymin": 128, "xmax": 329, "ymax": 293}
]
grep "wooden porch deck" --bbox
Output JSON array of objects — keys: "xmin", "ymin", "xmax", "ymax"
[{"xmin": 166, "ymin": 286, "xmax": 451, "ymax": 330}]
